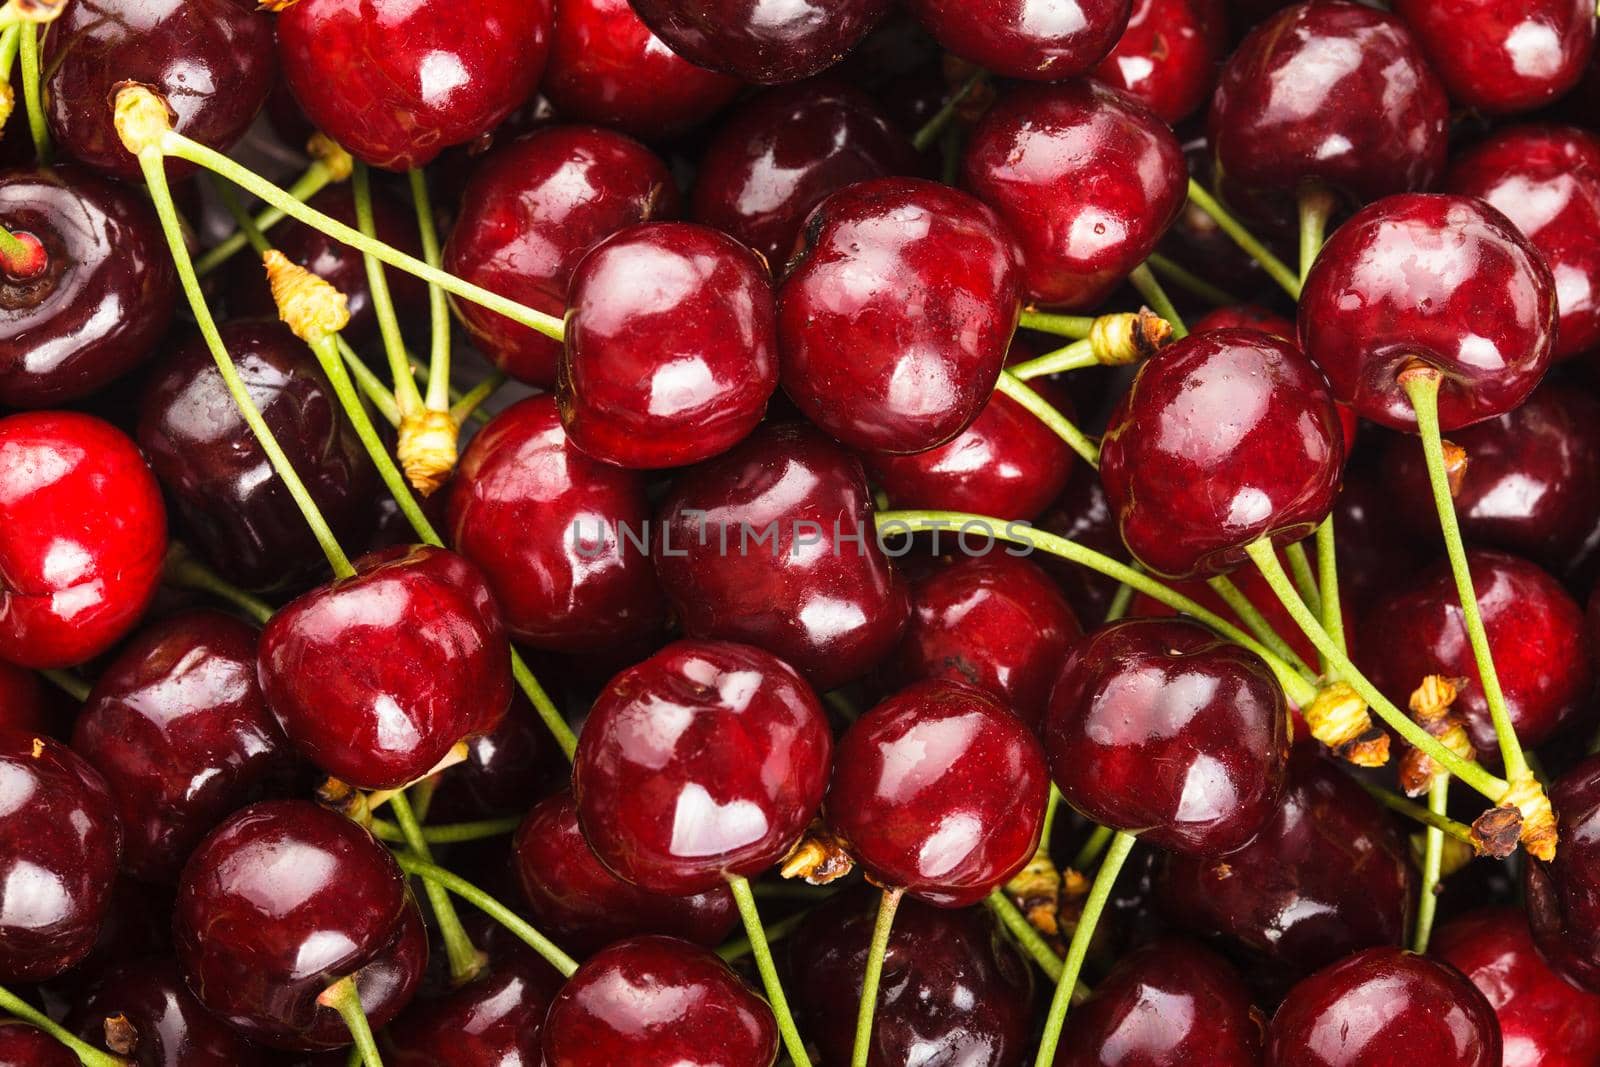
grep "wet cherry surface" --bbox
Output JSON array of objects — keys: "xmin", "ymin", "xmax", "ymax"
[
  {"xmin": 386, "ymin": 948, "xmax": 563, "ymax": 1067},
  {"xmin": 69, "ymin": 955, "xmax": 269, "ymax": 1066},
  {"xmin": 1093, "ymin": 0, "xmax": 1228, "ymax": 124},
  {"xmin": 627, "ymin": 0, "xmax": 893, "ymax": 84},
  {"xmin": 905, "ymin": 0, "xmax": 1132, "ymax": 80},
  {"xmin": 1524, "ymin": 754, "xmax": 1600, "ymax": 992},
  {"xmin": 1395, "ymin": 0, "xmax": 1596, "ymax": 115}
]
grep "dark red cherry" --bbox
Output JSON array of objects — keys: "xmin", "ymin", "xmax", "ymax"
[
  {"xmin": 0, "ymin": 1022, "xmax": 75, "ymax": 1067},
  {"xmin": 1192, "ymin": 304, "xmax": 1295, "ymax": 339},
  {"xmin": 1395, "ymin": 0, "xmax": 1595, "ymax": 114},
  {"xmin": 257, "ymin": 544, "xmax": 511, "ymax": 790},
  {"xmin": 1036, "ymin": 463, "xmax": 1131, "ymax": 623},
  {"xmin": 0, "ymin": 412, "xmax": 166, "ymax": 669},
  {"xmin": 174, "ymin": 800, "xmax": 427, "ymax": 1050},
  {"xmin": 826, "ymin": 679, "xmax": 1049, "ymax": 906},
  {"xmin": 1359, "ymin": 549, "xmax": 1592, "ymax": 757},
  {"xmin": 513, "ymin": 791, "xmax": 740, "ymax": 956},
  {"xmin": 1299, "ymin": 193, "xmax": 1557, "ymax": 432},
  {"xmin": 1046, "ymin": 617, "xmax": 1290, "ymax": 856},
  {"xmin": 446, "ymin": 395, "xmax": 665, "ymax": 654},
  {"xmin": 1524, "ymin": 755, "xmax": 1600, "ymax": 991},
  {"xmin": 1055, "ymin": 938, "xmax": 1263, "ymax": 1066},
  {"xmin": 560, "ymin": 222, "xmax": 778, "ymax": 469},
  {"xmin": 964, "ymin": 79, "xmax": 1186, "ymax": 310},
  {"xmin": 788, "ymin": 885, "xmax": 1034, "ymax": 1067},
  {"xmin": 905, "ymin": 0, "xmax": 1131, "ymax": 80},
  {"xmin": 422, "ymin": 692, "xmax": 566, "ymax": 822},
  {"xmin": 1267, "ymin": 947, "xmax": 1501, "ymax": 1067},
  {"xmin": 0, "ymin": 659, "xmax": 47, "ymax": 735},
  {"xmin": 626, "ymin": 0, "xmax": 891, "ymax": 84},
  {"xmin": 71, "ymin": 610, "xmax": 289, "ymax": 884},
  {"xmin": 652, "ymin": 422, "xmax": 909, "ymax": 690},
  {"xmin": 0, "ymin": 167, "xmax": 175, "ymax": 407},
  {"xmin": 1099, "ymin": 329, "xmax": 1345, "ymax": 580},
  {"xmin": 779, "ymin": 177, "xmax": 1021, "ymax": 453},
  {"xmin": 0, "ymin": 732, "xmax": 121, "ymax": 982},
  {"xmin": 69, "ymin": 955, "xmax": 268, "ymax": 1066},
  {"xmin": 44, "ymin": 0, "xmax": 276, "ymax": 181},
  {"xmin": 542, "ymin": 936, "xmax": 778, "ymax": 1067},
  {"xmin": 1435, "ymin": 907, "xmax": 1600, "ymax": 1067},
  {"xmin": 1445, "ymin": 124, "xmax": 1600, "ymax": 361},
  {"xmin": 884, "ymin": 554, "xmax": 1081, "ymax": 731},
  {"xmin": 1093, "ymin": 0, "xmax": 1228, "ymax": 124},
  {"xmin": 1328, "ymin": 470, "xmax": 1428, "ymax": 612},
  {"xmin": 691, "ymin": 80, "xmax": 919, "ymax": 267},
  {"xmin": 386, "ymin": 949, "xmax": 563, "ymax": 1067},
  {"xmin": 277, "ymin": 0, "xmax": 553, "ymax": 170}
]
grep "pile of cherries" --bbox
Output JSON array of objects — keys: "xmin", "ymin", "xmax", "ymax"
[{"xmin": 5, "ymin": 0, "xmax": 1600, "ymax": 1063}]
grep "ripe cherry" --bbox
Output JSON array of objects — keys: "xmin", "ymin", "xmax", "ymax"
[
  {"xmin": 386, "ymin": 949, "xmax": 563, "ymax": 1067},
  {"xmin": 627, "ymin": 0, "xmax": 892, "ymax": 84},
  {"xmin": 1036, "ymin": 463, "xmax": 1131, "ymax": 623},
  {"xmin": 1191, "ymin": 304, "xmax": 1295, "ymax": 340},
  {"xmin": 1524, "ymin": 754, "xmax": 1600, "ymax": 991},
  {"xmin": 1092, "ymin": 0, "xmax": 1228, "ymax": 124},
  {"xmin": 0, "ymin": 659, "xmax": 47, "ymax": 736},
  {"xmin": 69, "ymin": 955, "xmax": 269, "ymax": 1066},
  {"xmin": 423, "ymin": 693, "xmax": 566, "ymax": 822},
  {"xmin": 0, "ymin": 411, "xmax": 166, "ymax": 669},
  {"xmin": 1394, "ymin": 0, "xmax": 1596, "ymax": 114},
  {"xmin": 0, "ymin": 1022, "xmax": 76, "ymax": 1067},
  {"xmin": 905, "ymin": 0, "xmax": 1131, "ymax": 80}
]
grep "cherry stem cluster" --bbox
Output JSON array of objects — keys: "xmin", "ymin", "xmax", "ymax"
[
  {"xmin": 195, "ymin": 154, "xmax": 345, "ymax": 276},
  {"xmin": 395, "ymin": 852, "xmax": 580, "ymax": 977}
]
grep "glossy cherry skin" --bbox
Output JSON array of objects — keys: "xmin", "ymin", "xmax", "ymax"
[
  {"xmin": 826, "ymin": 679, "xmax": 1049, "ymax": 906},
  {"xmin": 1359, "ymin": 549, "xmax": 1592, "ymax": 757},
  {"xmin": 446, "ymin": 396, "xmax": 665, "ymax": 654},
  {"xmin": 1445, "ymin": 125, "xmax": 1600, "ymax": 362},
  {"xmin": 386, "ymin": 950, "xmax": 563, "ymax": 1067},
  {"xmin": 44, "ymin": 0, "xmax": 276, "ymax": 181},
  {"xmin": 627, "ymin": 0, "xmax": 891, "ymax": 84},
  {"xmin": 1193, "ymin": 304, "xmax": 1296, "ymax": 339},
  {"xmin": 905, "ymin": 0, "xmax": 1131, "ymax": 80},
  {"xmin": 0, "ymin": 1021, "xmax": 75, "ymax": 1067},
  {"xmin": 258, "ymin": 544, "xmax": 512, "ymax": 790},
  {"xmin": 174, "ymin": 800, "xmax": 427, "ymax": 1050},
  {"xmin": 513, "ymin": 791, "xmax": 740, "ymax": 956},
  {"xmin": 1267, "ymin": 947, "xmax": 1501, "ymax": 1067},
  {"xmin": 278, "ymin": 0, "xmax": 553, "ymax": 170},
  {"xmin": 1396, "ymin": 0, "xmax": 1595, "ymax": 114},
  {"xmin": 542, "ymin": 935, "xmax": 778, "ymax": 1067},
  {"xmin": 779, "ymin": 177, "xmax": 1021, "ymax": 454},
  {"xmin": 1524, "ymin": 754, "xmax": 1600, "ymax": 990},
  {"xmin": 0, "ymin": 412, "xmax": 166, "ymax": 669},
  {"xmin": 963, "ymin": 79, "xmax": 1186, "ymax": 311},
  {"xmin": 573, "ymin": 639, "xmax": 832, "ymax": 895},
  {"xmin": 652, "ymin": 422, "xmax": 909, "ymax": 690},
  {"xmin": 1092, "ymin": 0, "xmax": 1228, "ymax": 124},
  {"xmin": 0, "ymin": 732, "xmax": 121, "ymax": 982},
  {"xmin": 1046, "ymin": 618, "xmax": 1289, "ymax": 856},
  {"xmin": 691, "ymin": 80, "xmax": 918, "ymax": 268},
  {"xmin": 560, "ymin": 222, "xmax": 778, "ymax": 469},
  {"xmin": 1099, "ymin": 329, "xmax": 1345, "ymax": 580},
  {"xmin": 1299, "ymin": 193, "xmax": 1557, "ymax": 432},
  {"xmin": 788, "ymin": 885, "xmax": 1034, "ymax": 1067},
  {"xmin": 69, "ymin": 955, "xmax": 269, "ymax": 1066},
  {"xmin": 424, "ymin": 692, "xmax": 566, "ymax": 822},
  {"xmin": 0, "ymin": 659, "xmax": 46, "ymax": 735},
  {"xmin": 1434, "ymin": 907, "xmax": 1600, "ymax": 1067}
]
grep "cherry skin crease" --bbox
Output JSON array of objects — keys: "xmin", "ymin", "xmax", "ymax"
[
  {"xmin": 904, "ymin": 0, "xmax": 1132, "ymax": 81},
  {"xmin": 1394, "ymin": 0, "xmax": 1597, "ymax": 115},
  {"xmin": 1524, "ymin": 754, "xmax": 1600, "ymax": 992},
  {"xmin": 625, "ymin": 0, "xmax": 893, "ymax": 84}
]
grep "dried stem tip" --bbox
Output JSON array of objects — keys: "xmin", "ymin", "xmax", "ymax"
[
  {"xmin": 1470, "ymin": 805, "xmax": 1522, "ymax": 859},
  {"xmin": 1441, "ymin": 440, "xmax": 1469, "ymax": 497},
  {"xmin": 1088, "ymin": 308, "xmax": 1173, "ymax": 366},
  {"xmin": 315, "ymin": 777, "xmax": 371, "ymax": 827},
  {"xmin": 9, "ymin": 0, "xmax": 67, "ymax": 23},
  {"xmin": 779, "ymin": 823, "xmax": 855, "ymax": 885},
  {"xmin": 397, "ymin": 409, "xmax": 460, "ymax": 498},
  {"xmin": 265, "ymin": 249, "xmax": 350, "ymax": 343},
  {"xmin": 112, "ymin": 83, "xmax": 175, "ymax": 156},
  {"xmin": 1503, "ymin": 775, "xmax": 1559, "ymax": 862},
  {"xmin": 102, "ymin": 1014, "xmax": 139, "ymax": 1056},
  {"xmin": 307, "ymin": 133, "xmax": 354, "ymax": 182},
  {"xmin": 1004, "ymin": 844, "xmax": 1063, "ymax": 937},
  {"xmin": 1303, "ymin": 681, "xmax": 1390, "ymax": 767},
  {"xmin": 1398, "ymin": 674, "xmax": 1477, "ymax": 796}
]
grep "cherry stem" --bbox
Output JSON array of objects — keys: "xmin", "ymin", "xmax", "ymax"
[
  {"xmin": 210, "ymin": 176, "xmax": 271, "ymax": 257},
  {"xmin": 1145, "ymin": 251, "xmax": 1240, "ymax": 307},
  {"xmin": 38, "ymin": 668, "xmax": 88, "ymax": 703},
  {"xmin": 984, "ymin": 891, "xmax": 1067, "ymax": 984},
  {"xmin": 449, "ymin": 371, "xmax": 506, "ymax": 425},
  {"xmin": 345, "ymin": 1047, "xmax": 362, "ymax": 1067},
  {"xmin": 1283, "ymin": 541, "xmax": 1321, "ymax": 616},
  {"xmin": 18, "ymin": 22, "xmax": 44, "ymax": 163},
  {"xmin": 388, "ymin": 791, "xmax": 484, "ymax": 986},
  {"xmin": 727, "ymin": 873, "xmax": 814, "ymax": 1067},
  {"xmin": 1018, "ymin": 310, "xmax": 1095, "ymax": 338},
  {"xmin": 912, "ymin": 68, "xmax": 986, "ymax": 153},
  {"xmin": 1401, "ymin": 370, "xmax": 1529, "ymax": 782},
  {"xmin": 1071, "ymin": 824, "xmax": 1114, "ymax": 872},
  {"xmin": 368, "ymin": 814, "xmax": 520, "ymax": 845},
  {"xmin": 164, "ymin": 545, "xmax": 276, "ymax": 625},
  {"xmin": 1103, "ymin": 580, "xmax": 1134, "ymax": 621},
  {"xmin": 0, "ymin": 985, "xmax": 129, "ymax": 1066},
  {"xmin": 1412, "ymin": 773, "xmax": 1449, "ymax": 953},
  {"xmin": 1355, "ymin": 777, "xmax": 1476, "ymax": 845},
  {"xmin": 394, "ymin": 852, "xmax": 579, "ymax": 976},
  {"xmin": 407, "ymin": 168, "xmax": 452, "ymax": 414},
  {"xmin": 317, "ymin": 977, "xmax": 384, "ymax": 1067},
  {"xmin": 716, "ymin": 908, "xmax": 814, "ymax": 962},
  {"xmin": 1185, "ymin": 179, "xmax": 1301, "ymax": 299},
  {"xmin": 0, "ymin": 222, "xmax": 36, "ymax": 275},
  {"xmin": 1041, "ymin": 784, "xmax": 1062, "ymax": 847},
  {"xmin": 1009, "ymin": 338, "xmax": 1096, "ymax": 380},
  {"xmin": 993, "ymin": 372, "xmax": 1100, "ymax": 467},
  {"xmin": 352, "ymin": 164, "xmax": 425, "ymax": 420},
  {"xmin": 1128, "ymin": 263, "xmax": 1186, "ymax": 339},
  {"xmin": 1314, "ymin": 516, "xmax": 1347, "ymax": 668},
  {"xmin": 1208, "ymin": 574, "xmax": 1316, "ymax": 680},
  {"xmin": 196, "ymin": 158, "xmax": 343, "ymax": 276},
  {"xmin": 1243, "ymin": 539, "xmax": 1511, "ymax": 800},
  {"xmin": 1033, "ymin": 831, "xmax": 1137, "ymax": 1067},
  {"xmin": 337, "ymin": 338, "xmax": 401, "ymax": 427},
  {"xmin": 0, "ymin": 24, "xmax": 20, "ymax": 89},
  {"xmin": 1298, "ymin": 183, "xmax": 1335, "ymax": 285},
  {"xmin": 851, "ymin": 887, "xmax": 903, "ymax": 1067}
]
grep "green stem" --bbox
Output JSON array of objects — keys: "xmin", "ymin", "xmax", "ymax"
[
  {"xmin": 0, "ymin": 985, "xmax": 129, "ymax": 1066},
  {"xmin": 984, "ymin": 890, "xmax": 1065, "ymax": 984},
  {"xmin": 407, "ymin": 168, "xmax": 452, "ymax": 413},
  {"xmin": 728, "ymin": 874, "xmax": 813, "ymax": 1067},
  {"xmin": 165, "ymin": 547, "xmax": 276, "ymax": 625},
  {"xmin": 1185, "ymin": 179, "xmax": 1301, "ymax": 299},
  {"xmin": 1040, "ymin": 785, "xmax": 1062, "ymax": 850},
  {"xmin": 346, "ymin": 1045, "xmax": 363, "ymax": 1067},
  {"xmin": 449, "ymin": 371, "xmax": 506, "ymax": 425},
  {"xmin": 1071, "ymin": 824, "xmax": 1114, "ymax": 872},
  {"xmin": 337, "ymin": 338, "xmax": 402, "ymax": 427},
  {"xmin": 352, "ymin": 164, "xmax": 425, "ymax": 419},
  {"xmin": 1315, "ymin": 516, "xmax": 1346, "ymax": 666},
  {"xmin": 716, "ymin": 908, "xmax": 813, "ymax": 962},
  {"xmin": 1412, "ymin": 774, "xmax": 1449, "ymax": 953},
  {"xmin": 1018, "ymin": 310, "xmax": 1095, "ymax": 338},
  {"xmin": 210, "ymin": 175, "xmax": 272, "ymax": 256},
  {"xmin": 1284, "ymin": 541, "xmax": 1322, "ymax": 618},
  {"xmin": 19, "ymin": 22, "xmax": 45, "ymax": 163},
  {"xmin": 368, "ymin": 815, "xmax": 521, "ymax": 845},
  {"xmin": 851, "ymin": 888, "xmax": 903, "ymax": 1067},
  {"xmin": 993, "ymin": 372, "xmax": 1100, "ymax": 467},
  {"xmin": 1145, "ymin": 251, "xmax": 1240, "ymax": 307},
  {"xmin": 1208, "ymin": 574, "xmax": 1315, "ymax": 680},
  {"xmin": 40, "ymin": 668, "xmax": 90, "ymax": 703},
  {"xmin": 1103, "ymin": 581, "xmax": 1135, "ymax": 622},
  {"xmin": 388, "ymin": 791, "xmax": 482, "ymax": 985},
  {"xmin": 912, "ymin": 69, "xmax": 986, "ymax": 153},
  {"xmin": 1298, "ymin": 184, "xmax": 1335, "ymax": 285},
  {"xmin": 395, "ymin": 853, "xmax": 579, "ymax": 976},
  {"xmin": 318, "ymin": 977, "xmax": 384, "ymax": 1067},
  {"xmin": 196, "ymin": 159, "xmax": 340, "ymax": 276},
  {"xmin": 1128, "ymin": 262, "xmax": 1187, "ymax": 339},
  {"xmin": 1355, "ymin": 778, "xmax": 1476, "ymax": 845},
  {"xmin": 1009, "ymin": 338, "xmax": 1096, "ymax": 380},
  {"xmin": 0, "ymin": 24, "xmax": 20, "ymax": 85}
]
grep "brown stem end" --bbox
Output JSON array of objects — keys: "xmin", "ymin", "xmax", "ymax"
[
  {"xmin": 102, "ymin": 1014, "xmax": 138, "ymax": 1056},
  {"xmin": 1304, "ymin": 682, "xmax": 1390, "ymax": 767},
  {"xmin": 779, "ymin": 822, "xmax": 855, "ymax": 885},
  {"xmin": 1398, "ymin": 674, "xmax": 1477, "ymax": 796}
]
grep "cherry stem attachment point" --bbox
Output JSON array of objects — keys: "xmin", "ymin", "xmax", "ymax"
[
  {"xmin": 1145, "ymin": 252, "xmax": 1240, "ymax": 307},
  {"xmin": 394, "ymin": 852, "xmax": 579, "ymax": 977},
  {"xmin": 727, "ymin": 873, "xmax": 813, "ymax": 1067},
  {"xmin": 994, "ymin": 372, "xmax": 1100, "ymax": 467},
  {"xmin": 1128, "ymin": 262, "xmax": 1186, "ymax": 339},
  {"xmin": 1412, "ymin": 773, "xmax": 1449, "ymax": 953},
  {"xmin": 0, "ymin": 223, "xmax": 42, "ymax": 277},
  {"xmin": 851, "ymin": 887, "xmax": 904, "ymax": 1067},
  {"xmin": 163, "ymin": 545, "xmax": 276, "ymax": 625},
  {"xmin": 0, "ymin": 983, "xmax": 129, "ymax": 1066},
  {"xmin": 316, "ymin": 977, "xmax": 384, "ymax": 1067},
  {"xmin": 1185, "ymin": 179, "xmax": 1301, "ymax": 300},
  {"xmin": 387, "ymin": 790, "xmax": 484, "ymax": 986}
]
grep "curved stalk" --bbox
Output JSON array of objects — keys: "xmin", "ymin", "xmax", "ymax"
[{"xmin": 395, "ymin": 853, "xmax": 579, "ymax": 977}]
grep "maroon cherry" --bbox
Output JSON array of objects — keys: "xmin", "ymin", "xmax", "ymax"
[
  {"xmin": 542, "ymin": 935, "xmax": 778, "ymax": 1067},
  {"xmin": 905, "ymin": 0, "xmax": 1131, "ymax": 80},
  {"xmin": 386, "ymin": 949, "xmax": 563, "ymax": 1067},
  {"xmin": 277, "ymin": 0, "xmax": 554, "ymax": 170},
  {"xmin": 423, "ymin": 692, "xmax": 566, "ymax": 822},
  {"xmin": 0, "ymin": 659, "xmax": 47, "ymax": 736},
  {"xmin": 0, "ymin": 411, "xmax": 167, "ymax": 669},
  {"xmin": 778, "ymin": 177, "xmax": 1021, "ymax": 454},
  {"xmin": 68, "ymin": 955, "xmax": 269, "ymax": 1066},
  {"xmin": 1036, "ymin": 463, "xmax": 1132, "ymax": 623},
  {"xmin": 1191, "ymin": 304, "xmax": 1296, "ymax": 340},
  {"xmin": 560, "ymin": 222, "xmax": 778, "ymax": 469},
  {"xmin": 0, "ymin": 1022, "xmax": 75, "ymax": 1067},
  {"xmin": 1299, "ymin": 193, "xmax": 1557, "ymax": 432},
  {"xmin": 652, "ymin": 421, "xmax": 909, "ymax": 690},
  {"xmin": 1395, "ymin": 0, "xmax": 1595, "ymax": 114},
  {"xmin": 1092, "ymin": 0, "xmax": 1228, "ymax": 124},
  {"xmin": 1267, "ymin": 947, "xmax": 1501, "ymax": 1066},
  {"xmin": 257, "ymin": 544, "xmax": 512, "ymax": 790},
  {"xmin": 174, "ymin": 800, "xmax": 427, "ymax": 1050},
  {"xmin": 626, "ymin": 0, "xmax": 892, "ymax": 84},
  {"xmin": 1523, "ymin": 754, "xmax": 1600, "ymax": 991}
]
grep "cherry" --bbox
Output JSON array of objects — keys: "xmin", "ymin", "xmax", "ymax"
[
  {"xmin": 0, "ymin": 659, "xmax": 47, "ymax": 736},
  {"xmin": 512, "ymin": 791, "xmax": 740, "ymax": 956},
  {"xmin": 560, "ymin": 221, "xmax": 779, "ymax": 469},
  {"xmin": 277, "ymin": 0, "xmax": 554, "ymax": 171},
  {"xmin": 826, "ymin": 679, "xmax": 1049, "ymax": 906},
  {"xmin": 1329, "ymin": 470, "xmax": 1429, "ymax": 612},
  {"xmin": 423, "ymin": 693, "xmax": 566, "ymax": 822},
  {"xmin": 1267, "ymin": 947, "xmax": 1501, "ymax": 1066},
  {"xmin": 1046, "ymin": 617, "xmax": 1290, "ymax": 856},
  {"xmin": 446, "ymin": 395, "xmax": 665, "ymax": 654},
  {"xmin": 1444, "ymin": 124, "xmax": 1600, "ymax": 362},
  {"xmin": 787, "ymin": 885, "xmax": 1034, "ymax": 1067},
  {"xmin": 691, "ymin": 80, "xmax": 919, "ymax": 268},
  {"xmin": 541, "ymin": 935, "xmax": 778, "ymax": 1067},
  {"xmin": 1298, "ymin": 193, "xmax": 1557, "ymax": 432},
  {"xmin": 44, "ymin": 0, "xmax": 277, "ymax": 181},
  {"xmin": 174, "ymin": 800, "xmax": 427, "ymax": 1050},
  {"xmin": 68, "ymin": 955, "xmax": 269, "ymax": 1066},
  {"xmin": 1395, "ymin": 0, "xmax": 1596, "ymax": 114},
  {"xmin": 1191, "ymin": 304, "xmax": 1295, "ymax": 340},
  {"xmin": 0, "ymin": 1022, "xmax": 76, "ymax": 1067},
  {"xmin": 257, "ymin": 544, "xmax": 512, "ymax": 790},
  {"xmin": 963, "ymin": 79, "xmax": 1186, "ymax": 311},
  {"xmin": 1099, "ymin": 328, "xmax": 1345, "ymax": 580},
  {"xmin": 386, "ymin": 949, "xmax": 563, "ymax": 1067},
  {"xmin": 572, "ymin": 639, "xmax": 832, "ymax": 895},
  {"xmin": 652, "ymin": 422, "xmax": 909, "ymax": 690},
  {"xmin": 1523, "ymin": 754, "xmax": 1600, "ymax": 991},
  {"xmin": 0, "ymin": 411, "xmax": 166, "ymax": 669},
  {"xmin": 626, "ymin": 0, "xmax": 892, "ymax": 84},
  {"xmin": 778, "ymin": 178, "xmax": 1021, "ymax": 454},
  {"xmin": 1093, "ymin": 0, "xmax": 1229, "ymax": 124},
  {"xmin": 1036, "ymin": 463, "xmax": 1131, "ymax": 623},
  {"xmin": 905, "ymin": 0, "xmax": 1132, "ymax": 80}
]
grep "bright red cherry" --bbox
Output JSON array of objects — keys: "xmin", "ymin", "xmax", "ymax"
[
  {"xmin": 573, "ymin": 639, "xmax": 833, "ymax": 895},
  {"xmin": 1267, "ymin": 947, "xmax": 1501, "ymax": 1067},
  {"xmin": 257, "ymin": 545, "xmax": 512, "ymax": 790},
  {"xmin": 964, "ymin": 79, "xmax": 1186, "ymax": 310},
  {"xmin": 1093, "ymin": 0, "xmax": 1228, "ymax": 123},
  {"xmin": 1524, "ymin": 754, "xmax": 1600, "ymax": 991},
  {"xmin": 1395, "ymin": 0, "xmax": 1595, "ymax": 114},
  {"xmin": 69, "ymin": 955, "xmax": 269, "ymax": 1066},
  {"xmin": 0, "ymin": 1022, "xmax": 76, "ymax": 1067},
  {"xmin": 442, "ymin": 127, "xmax": 679, "ymax": 388},
  {"xmin": 560, "ymin": 222, "xmax": 778, "ymax": 469},
  {"xmin": 905, "ymin": 0, "xmax": 1131, "ymax": 80},
  {"xmin": 626, "ymin": 0, "xmax": 892, "ymax": 84},
  {"xmin": 0, "ymin": 411, "xmax": 166, "ymax": 669},
  {"xmin": 542, "ymin": 936, "xmax": 778, "ymax": 1067},
  {"xmin": 278, "ymin": 0, "xmax": 554, "ymax": 170},
  {"xmin": 386, "ymin": 950, "xmax": 563, "ymax": 1067}
]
